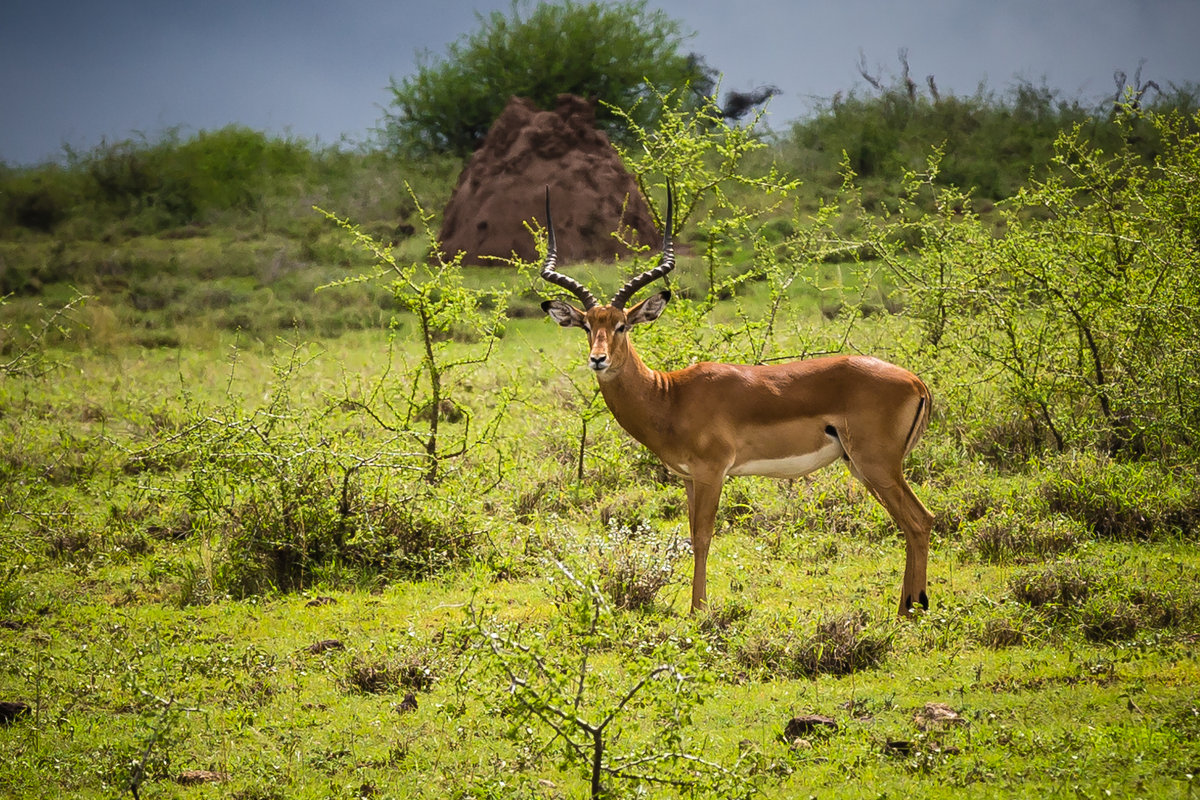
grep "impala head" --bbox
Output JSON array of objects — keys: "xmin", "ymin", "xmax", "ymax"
[{"xmin": 539, "ymin": 184, "xmax": 674, "ymax": 375}]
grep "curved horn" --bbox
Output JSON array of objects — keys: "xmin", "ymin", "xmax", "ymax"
[
  {"xmin": 610, "ymin": 181, "xmax": 675, "ymax": 309},
  {"xmin": 538, "ymin": 186, "xmax": 598, "ymax": 310}
]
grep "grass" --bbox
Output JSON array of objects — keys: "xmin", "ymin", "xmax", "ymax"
[{"xmin": 2, "ymin": 231, "xmax": 1200, "ymax": 798}]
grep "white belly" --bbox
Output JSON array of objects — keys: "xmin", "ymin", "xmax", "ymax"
[{"xmin": 727, "ymin": 440, "xmax": 844, "ymax": 479}]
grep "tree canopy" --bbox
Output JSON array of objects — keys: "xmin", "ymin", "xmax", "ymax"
[{"xmin": 383, "ymin": 0, "xmax": 711, "ymax": 158}]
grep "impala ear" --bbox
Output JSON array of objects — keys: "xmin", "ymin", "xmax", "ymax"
[
  {"xmin": 625, "ymin": 290, "xmax": 671, "ymax": 326},
  {"xmin": 541, "ymin": 299, "xmax": 587, "ymax": 329}
]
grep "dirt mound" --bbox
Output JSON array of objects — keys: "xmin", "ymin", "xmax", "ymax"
[{"xmin": 438, "ymin": 95, "xmax": 660, "ymax": 266}]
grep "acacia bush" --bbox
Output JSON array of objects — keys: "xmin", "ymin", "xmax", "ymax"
[
  {"xmin": 461, "ymin": 584, "xmax": 745, "ymax": 798},
  {"xmin": 321, "ymin": 187, "xmax": 510, "ymax": 483},
  {"xmin": 842, "ymin": 108, "xmax": 1200, "ymax": 460},
  {"xmin": 143, "ymin": 339, "xmax": 490, "ymax": 598}
]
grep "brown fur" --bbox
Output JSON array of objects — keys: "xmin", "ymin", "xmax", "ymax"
[{"xmin": 544, "ymin": 292, "xmax": 934, "ymax": 616}]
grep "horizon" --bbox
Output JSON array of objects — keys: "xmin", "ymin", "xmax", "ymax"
[{"xmin": 4, "ymin": 0, "xmax": 1199, "ymax": 166}]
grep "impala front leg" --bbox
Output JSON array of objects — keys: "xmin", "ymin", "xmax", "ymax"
[{"xmin": 684, "ymin": 477, "xmax": 723, "ymax": 612}]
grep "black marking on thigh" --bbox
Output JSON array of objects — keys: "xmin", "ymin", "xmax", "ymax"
[
  {"xmin": 919, "ymin": 590, "xmax": 929, "ymax": 610},
  {"xmin": 826, "ymin": 425, "xmax": 851, "ymax": 462}
]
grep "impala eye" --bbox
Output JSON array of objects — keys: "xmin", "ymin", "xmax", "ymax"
[
  {"xmin": 615, "ymin": 323, "xmax": 627, "ymax": 334},
  {"xmin": 582, "ymin": 324, "xmax": 591, "ymax": 334}
]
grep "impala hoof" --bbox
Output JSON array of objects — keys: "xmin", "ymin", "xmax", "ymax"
[{"xmin": 901, "ymin": 591, "xmax": 930, "ymax": 616}]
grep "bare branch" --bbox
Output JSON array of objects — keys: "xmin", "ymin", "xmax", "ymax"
[{"xmin": 857, "ymin": 49, "xmax": 884, "ymax": 91}]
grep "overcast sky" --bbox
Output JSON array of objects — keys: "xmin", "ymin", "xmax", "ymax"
[{"xmin": 3, "ymin": 0, "xmax": 1199, "ymax": 166}]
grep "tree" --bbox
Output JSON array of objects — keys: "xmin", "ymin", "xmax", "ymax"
[{"xmin": 383, "ymin": 0, "xmax": 712, "ymax": 157}]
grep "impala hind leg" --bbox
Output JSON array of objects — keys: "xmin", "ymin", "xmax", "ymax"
[
  {"xmin": 684, "ymin": 477, "xmax": 723, "ymax": 612},
  {"xmin": 888, "ymin": 478, "xmax": 934, "ymax": 616},
  {"xmin": 846, "ymin": 460, "xmax": 933, "ymax": 617}
]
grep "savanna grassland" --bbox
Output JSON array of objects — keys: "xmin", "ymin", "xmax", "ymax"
[{"xmin": 3, "ymin": 90, "xmax": 1200, "ymax": 800}]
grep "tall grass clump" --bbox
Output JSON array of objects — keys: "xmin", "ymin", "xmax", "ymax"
[
  {"xmin": 735, "ymin": 610, "xmax": 893, "ymax": 678},
  {"xmin": 1036, "ymin": 453, "xmax": 1200, "ymax": 541},
  {"xmin": 1008, "ymin": 554, "xmax": 1200, "ymax": 642}
]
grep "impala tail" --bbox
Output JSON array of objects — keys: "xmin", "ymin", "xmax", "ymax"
[{"xmin": 904, "ymin": 384, "xmax": 932, "ymax": 457}]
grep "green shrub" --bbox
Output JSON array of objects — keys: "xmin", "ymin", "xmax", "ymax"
[
  {"xmin": 147, "ymin": 341, "xmax": 489, "ymax": 597},
  {"xmin": 1, "ymin": 165, "xmax": 80, "ymax": 232},
  {"xmin": 587, "ymin": 519, "xmax": 689, "ymax": 611},
  {"xmin": 384, "ymin": 0, "xmax": 707, "ymax": 157},
  {"xmin": 850, "ymin": 108, "xmax": 1200, "ymax": 459}
]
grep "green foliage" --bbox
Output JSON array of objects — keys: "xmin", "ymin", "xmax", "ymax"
[
  {"xmin": 784, "ymin": 67, "xmax": 1200, "ymax": 203},
  {"xmin": 789, "ymin": 80, "xmax": 1089, "ymax": 200},
  {"xmin": 8, "ymin": 75, "xmax": 1200, "ymax": 800},
  {"xmin": 0, "ymin": 127, "xmax": 440, "ymax": 245},
  {"xmin": 138, "ymin": 339, "xmax": 489, "ymax": 599},
  {"xmin": 462, "ymin": 575, "xmax": 746, "ymax": 798},
  {"xmin": 606, "ymin": 86, "xmax": 814, "ymax": 374},
  {"xmin": 0, "ymin": 162, "xmax": 79, "ymax": 232},
  {"xmin": 0, "ymin": 127, "xmax": 317, "ymax": 236},
  {"xmin": 82, "ymin": 126, "xmax": 311, "ymax": 224},
  {"xmin": 831, "ymin": 109, "xmax": 1200, "ymax": 460},
  {"xmin": 384, "ymin": 0, "xmax": 706, "ymax": 157},
  {"xmin": 610, "ymin": 85, "xmax": 798, "ymax": 298},
  {"xmin": 0, "ymin": 292, "xmax": 88, "ymax": 377},
  {"xmin": 990, "ymin": 109, "xmax": 1200, "ymax": 457},
  {"xmin": 1038, "ymin": 452, "xmax": 1200, "ymax": 541},
  {"xmin": 1008, "ymin": 553, "xmax": 1200, "ymax": 642},
  {"xmin": 321, "ymin": 186, "xmax": 509, "ymax": 483}
]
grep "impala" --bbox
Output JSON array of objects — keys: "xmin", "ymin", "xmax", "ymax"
[{"xmin": 538, "ymin": 186, "xmax": 934, "ymax": 617}]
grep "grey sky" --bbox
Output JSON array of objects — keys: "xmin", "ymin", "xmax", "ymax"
[{"xmin": 3, "ymin": 0, "xmax": 1199, "ymax": 165}]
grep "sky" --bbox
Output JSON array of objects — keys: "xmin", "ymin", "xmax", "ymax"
[{"xmin": 3, "ymin": 0, "xmax": 1200, "ymax": 166}]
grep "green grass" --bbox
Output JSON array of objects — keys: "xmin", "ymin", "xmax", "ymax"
[
  {"xmin": 2, "ymin": 295, "xmax": 1199, "ymax": 797},
  {"xmin": 2, "ymin": 213, "xmax": 1200, "ymax": 798},
  {"xmin": 5, "ymin": 93, "xmax": 1200, "ymax": 799}
]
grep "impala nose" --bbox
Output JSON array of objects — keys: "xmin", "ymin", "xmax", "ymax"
[{"xmin": 589, "ymin": 354, "xmax": 608, "ymax": 371}]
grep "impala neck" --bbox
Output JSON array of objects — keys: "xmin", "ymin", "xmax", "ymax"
[{"xmin": 595, "ymin": 341, "xmax": 671, "ymax": 448}]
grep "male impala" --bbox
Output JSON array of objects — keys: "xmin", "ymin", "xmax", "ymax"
[{"xmin": 538, "ymin": 186, "xmax": 934, "ymax": 616}]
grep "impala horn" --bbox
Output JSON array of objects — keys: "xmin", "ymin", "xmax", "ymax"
[
  {"xmin": 610, "ymin": 181, "xmax": 675, "ymax": 309},
  {"xmin": 539, "ymin": 187, "xmax": 598, "ymax": 310}
]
